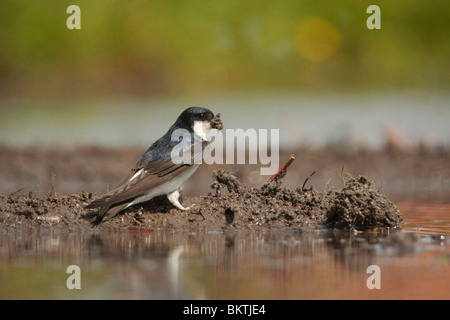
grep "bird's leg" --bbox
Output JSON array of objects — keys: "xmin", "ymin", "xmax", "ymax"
[{"xmin": 167, "ymin": 189, "xmax": 195, "ymax": 211}]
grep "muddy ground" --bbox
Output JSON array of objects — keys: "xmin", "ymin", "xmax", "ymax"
[{"xmin": 0, "ymin": 145, "xmax": 448, "ymax": 232}]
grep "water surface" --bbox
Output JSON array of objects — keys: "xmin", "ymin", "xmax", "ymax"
[{"xmin": 1, "ymin": 202, "xmax": 448, "ymax": 300}]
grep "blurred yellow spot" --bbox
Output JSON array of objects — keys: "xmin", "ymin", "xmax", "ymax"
[{"xmin": 294, "ymin": 17, "xmax": 341, "ymax": 62}]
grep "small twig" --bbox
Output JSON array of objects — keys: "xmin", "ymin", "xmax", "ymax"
[
  {"xmin": 267, "ymin": 155, "xmax": 295, "ymax": 183},
  {"xmin": 339, "ymin": 165, "xmax": 354, "ymax": 183},
  {"xmin": 324, "ymin": 178, "xmax": 331, "ymax": 193},
  {"xmin": 302, "ymin": 170, "xmax": 316, "ymax": 192},
  {"xmin": 377, "ymin": 182, "xmax": 383, "ymax": 192},
  {"xmin": 339, "ymin": 165, "xmax": 345, "ymax": 182},
  {"xmin": 49, "ymin": 172, "xmax": 58, "ymax": 198},
  {"xmin": 10, "ymin": 187, "xmax": 28, "ymax": 196}
]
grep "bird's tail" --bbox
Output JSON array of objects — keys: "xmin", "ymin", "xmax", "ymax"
[
  {"xmin": 99, "ymin": 203, "xmax": 129, "ymax": 222},
  {"xmin": 85, "ymin": 198, "xmax": 129, "ymax": 223}
]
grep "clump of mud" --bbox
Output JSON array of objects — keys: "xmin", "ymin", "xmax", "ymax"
[
  {"xmin": 210, "ymin": 113, "xmax": 223, "ymax": 130},
  {"xmin": 191, "ymin": 170, "xmax": 402, "ymax": 231},
  {"xmin": 326, "ymin": 176, "xmax": 402, "ymax": 230},
  {"xmin": 195, "ymin": 170, "xmax": 329, "ymax": 230},
  {"xmin": 0, "ymin": 170, "xmax": 402, "ymax": 232}
]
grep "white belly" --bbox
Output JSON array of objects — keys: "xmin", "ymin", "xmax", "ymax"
[{"xmin": 126, "ymin": 166, "xmax": 198, "ymax": 208}]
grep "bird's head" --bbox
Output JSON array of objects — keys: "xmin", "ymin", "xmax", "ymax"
[{"xmin": 176, "ymin": 107, "xmax": 223, "ymax": 140}]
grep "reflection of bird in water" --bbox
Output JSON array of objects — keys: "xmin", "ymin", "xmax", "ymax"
[{"xmin": 167, "ymin": 245, "xmax": 184, "ymax": 297}]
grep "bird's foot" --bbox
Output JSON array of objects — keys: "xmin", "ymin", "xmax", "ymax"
[
  {"xmin": 167, "ymin": 190, "xmax": 194, "ymax": 212},
  {"xmin": 179, "ymin": 203, "xmax": 195, "ymax": 211}
]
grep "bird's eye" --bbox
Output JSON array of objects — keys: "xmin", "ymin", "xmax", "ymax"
[{"xmin": 199, "ymin": 113, "xmax": 205, "ymax": 119}]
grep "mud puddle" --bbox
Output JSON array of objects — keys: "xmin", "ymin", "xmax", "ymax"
[{"xmin": 1, "ymin": 225, "xmax": 448, "ymax": 299}]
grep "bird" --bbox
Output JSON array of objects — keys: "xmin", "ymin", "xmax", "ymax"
[{"xmin": 85, "ymin": 107, "xmax": 223, "ymax": 222}]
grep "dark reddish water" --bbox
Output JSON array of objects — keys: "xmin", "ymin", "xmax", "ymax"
[
  {"xmin": 0, "ymin": 202, "xmax": 448, "ymax": 299},
  {"xmin": 399, "ymin": 202, "xmax": 450, "ymax": 236}
]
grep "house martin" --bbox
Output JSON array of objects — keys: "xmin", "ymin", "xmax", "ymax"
[{"xmin": 86, "ymin": 107, "xmax": 223, "ymax": 222}]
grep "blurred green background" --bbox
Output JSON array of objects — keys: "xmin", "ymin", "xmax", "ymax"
[
  {"xmin": 1, "ymin": 0, "xmax": 449, "ymax": 98},
  {"xmin": 0, "ymin": 0, "xmax": 449, "ymax": 148}
]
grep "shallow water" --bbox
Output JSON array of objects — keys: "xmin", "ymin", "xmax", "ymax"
[{"xmin": 0, "ymin": 202, "xmax": 448, "ymax": 300}]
